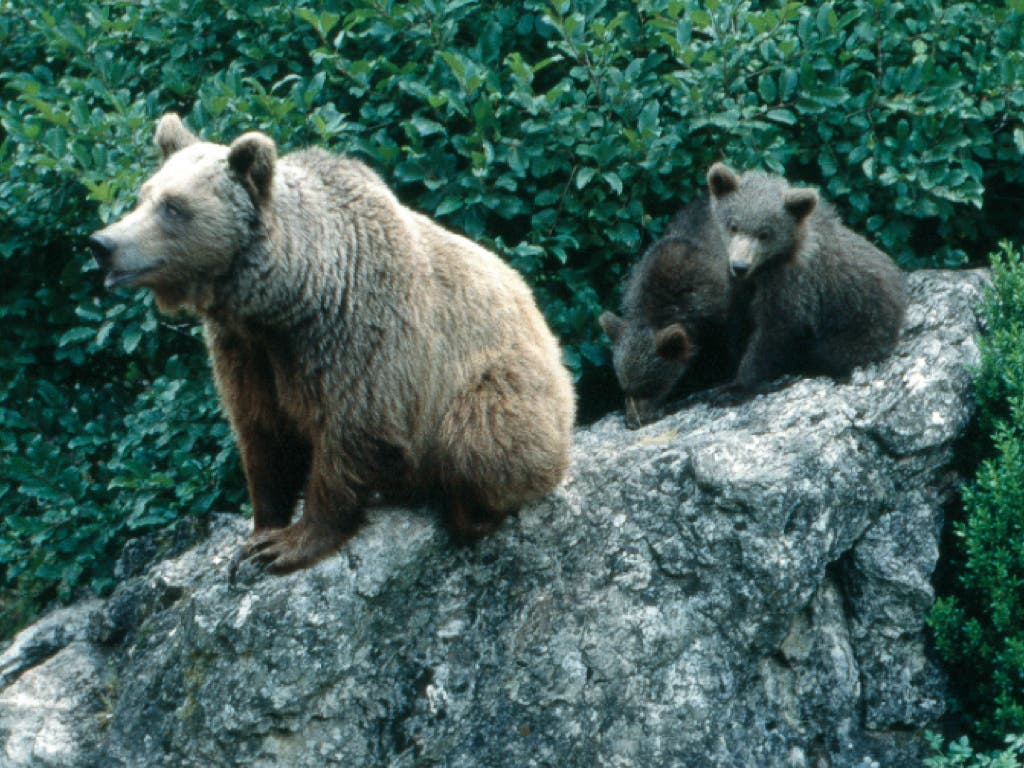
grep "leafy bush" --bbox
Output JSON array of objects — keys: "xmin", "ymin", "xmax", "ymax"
[
  {"xmin": 925, "ymin": 732, "xmax": 1024, "ymax": 768},
  {"xmin": 1, "ymin": 0, "xmax": 1023, "ymax": 636},
  {"xmin": 931, "ymin": 242, "xmax": 1024, "ymax": 742}
]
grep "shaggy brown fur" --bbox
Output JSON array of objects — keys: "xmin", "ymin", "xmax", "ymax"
[{"xmin": 89, "ymin": 114, "xmax": 576, "ymax": 573}]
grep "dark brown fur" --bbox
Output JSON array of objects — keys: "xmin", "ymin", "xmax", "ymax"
[
  {"xmin": 600, "ymin": 198, "xmax": 738, "ymax": 427},
  {"xmin": 707, "ymin": 163, "xmax": 907, "ymax": 390}
]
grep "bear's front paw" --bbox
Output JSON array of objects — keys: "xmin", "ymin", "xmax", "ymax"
[{"xmin": 244, "ymin": 521, "xmax": 348, "ymax": 574}]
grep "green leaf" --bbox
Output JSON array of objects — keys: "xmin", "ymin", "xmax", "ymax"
[
  {"xmin": 778, "ymin": 68, "xmax": 798, "ymax": 100},
  {"xmin": 435, "ymin": 198, "xmax": 461, "ymax": 216},
  {"xmin": 602, "ymin": 172, "xmax": 623, "ymax": 195},
  {"xmin": 410, "ymin": 114, "xmax": 445, "ymax": 137},
  {"xmin": 58, "ymin": 327, "xmax": 94, "ymax": 347},
  {"xmin": 122, "ymin": 327, "xmax": 142, "ymax": 354},
  {"xmin": 637, "ymin": 102, "xmax": 659, "ymax": 134},
  {"xmin": 765, "ymin": 109, "xmax": 796, "ymax": 125},
  {"xmin": 575, "ymin": 167, "xmax": 597, "ymax": 189},
  {"xmin": 690, "ymin": 9, "xmax": 711, "ymax": 28}
]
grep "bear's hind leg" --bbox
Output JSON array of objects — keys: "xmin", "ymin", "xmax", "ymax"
[
  {"xmin": 734, "ymin": 327, "xmax": 801, "ymax": 390},
  {"xmin": 445, "ymin": 488, "xmax": 506, "ymax": 543},
  {"xmin": 436, "ymin": 355, "xmax": 572, "ymax": 542},
  {"xmin": 811, "ymin": 323, "xmax": 900, "ymax": 378}
]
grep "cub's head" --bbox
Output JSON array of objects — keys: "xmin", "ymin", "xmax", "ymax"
[
  {"xmin": 599, "ymin": 310, "xmax": 694, "ymax": 430},
  {"xmin": 88, "ymin": 113, "xmax": 277, "ymax": 312},
  {"xmin": 706, "ymin": 162, "xmax": 818, "ymax": 279},
  {"xmin": 600, "ymin": 235, "xmax": 731, "ymax": 428}
]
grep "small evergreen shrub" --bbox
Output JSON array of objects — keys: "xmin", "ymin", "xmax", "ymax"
[
  {"xmin": 925, "ymin": 731, "xmax": 1024, "ymax": 768},
  {"xmin": 931, "ymin": 242, "xmax": 1024, "ymax": 741}
]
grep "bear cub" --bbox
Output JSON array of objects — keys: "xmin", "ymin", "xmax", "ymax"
[
  {"xmin": 89, "ymin": 114, "xmax": 575, "ymax": 574},
  {"xmin": 706, "ymin": 163, "xmax": 907, "ymax": 391},
  {"xmin": 600, "ymin": 197, "xmax": 739, "ymax": 428}
]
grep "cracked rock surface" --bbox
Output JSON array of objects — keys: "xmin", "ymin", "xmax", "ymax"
[{"xmin": 0, "ymin": 270, "xmax": 986, "ymax": 767}]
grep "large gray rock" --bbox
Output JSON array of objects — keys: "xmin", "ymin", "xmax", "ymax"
[{"xmin": 0, "ymin": 270, "xmax": 986, "ymax": 767}]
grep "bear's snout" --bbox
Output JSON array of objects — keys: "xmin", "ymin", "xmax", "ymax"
[
  {"xmin": 87, "ymin": 233, "xmax": 116, "ymax": 269},
  {"xmin": 729, "ymin": 261, "xmax": 751, "ymax": 278}
]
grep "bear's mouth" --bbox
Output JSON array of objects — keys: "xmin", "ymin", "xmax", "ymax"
[{"xmin": 104, "ymin": 266, "xmax": 158, "ymax": 289}]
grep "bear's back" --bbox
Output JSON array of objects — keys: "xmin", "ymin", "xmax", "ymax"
[
  {"xmin": 281, "ymin": 149, "xmax": 538, "ymax": 321},
  {"xmin": 623, "ymin": 197, "xmax": 730, "ymax": 330},
  {"xmin": 663, "ymin": 196, "xmax": 719, "ymax": 244},
  {"xmin": 283, "ymin": 152, "xmax": 568, "ymax": 429},
  {"xmin": 806, "ymin": 207, "xmax": 907, "ymax": 340}
]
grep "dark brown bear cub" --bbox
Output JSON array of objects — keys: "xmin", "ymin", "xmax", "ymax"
[
  {"xmin": 89, "ymin": 114, "xmax": 575, "ymax": 573},
  {"xmin": 706, "ymin": 163, "xmax": 907, "ymax": 390},
  {"xmin": 600, "ymin": 198, "xmax": 739, "ymax": 428}
]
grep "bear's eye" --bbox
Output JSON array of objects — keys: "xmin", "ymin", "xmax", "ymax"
[
  {"xmin": 728, "ymin": 221, "xmax": 738, "ymax": 233},
  {"xmin": 160, "ymin": 199, "xmax": 187, "ymax": 220},
  {"xmin": 757, "ymin": 229, "xmax": 770, "ymax": 241}
]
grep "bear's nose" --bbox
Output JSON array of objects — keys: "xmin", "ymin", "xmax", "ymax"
[
  {"xmin": 729, "ymin": 261, "xmax": 750, "ymax": 278},
  {"xmin": 87, "ymin": 233, "xmax": 116, "ymax": 268}
]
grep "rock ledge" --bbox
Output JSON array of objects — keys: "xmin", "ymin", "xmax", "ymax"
[{"xmin": 0, "ymin": 270, "xmax": 987, "ymax": 767}]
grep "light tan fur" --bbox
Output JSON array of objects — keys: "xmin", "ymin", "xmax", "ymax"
[{"xmin": 91, "ymin": 114, "xmax": 576, "ymax": 573}]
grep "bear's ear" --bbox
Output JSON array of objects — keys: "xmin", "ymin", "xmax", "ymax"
[
  {"xmin": 784, "ymin": 188, "xmax": 818, "ymax": 222},
  {"xmin": 654, "ymin": 324, "xmax": 692, "ymax": 362},
  {"xmin": 599, "ymin": 311, "xmax": 624, "ymax": 343},
  {"xmin": 228, "ymin": 132, "xmax": 277, "ymax": 207},
  {"xmin": 155, "ymin": 113, "xmax": 198, "ymax": 160},
  {"xmin": 707, "ymin": 163, "xmax": 740, "ymax": 199}
]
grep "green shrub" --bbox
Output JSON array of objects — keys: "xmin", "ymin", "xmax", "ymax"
[
  {"xmin": 925, "ymin": 731, "xmax": 1024, "ymax": 768},
  {"xmin": 931, "ymin": 242, "xmax": 1024, "ymax": 741},
  {"xmin": 1, "ymin": 0, "xmax": 1023, "ymax": 636}
]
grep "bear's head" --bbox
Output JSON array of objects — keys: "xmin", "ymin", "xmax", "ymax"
[
  {"xmin": 706, "ymin": 162, "xmax": 818, "ymax": 279},
  {"xmin": 88, "ymin": 113, "xmax": 278, "ymax": 312},
  {"xmin": 599, "ymin": 310, "xmax": 693, "ymax": 430}
]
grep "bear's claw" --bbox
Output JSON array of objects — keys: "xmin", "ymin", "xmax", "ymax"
[{"xmin": 243, "ymin": 523, "xmax": 347, "ymax": 574}]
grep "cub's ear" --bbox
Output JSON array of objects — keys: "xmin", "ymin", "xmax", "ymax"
[
  {"xmin": 707, "ymin": 163, "xmax": 740, "ymax": 199},
  {"xmin": 654, "ymin": 324, "xmax": 693, "ymax": 362},
  {"xmin": 154, "ymin": 113, "xmax": 198, "ymax": 160},
  {"xmin": 228, "ymin": 132, "xmax": 277, "ymax": 207},
  {"xmin": 599, "ymin": 311, "xmax": 625, "ymax": 343},
  {"xmin": 784, "ymin": 188, "xmax": 818, "ymax": 222}
]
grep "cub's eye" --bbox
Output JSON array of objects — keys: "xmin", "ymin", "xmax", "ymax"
[
  {"xmin": 728, "ymin": 221, "xmax": 738, "ymax": 233},
  {"xmin": 757, "ymin": 229, "xmax": 770, "ymax": 241}
]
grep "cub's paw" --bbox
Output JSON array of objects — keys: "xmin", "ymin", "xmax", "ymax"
[
  {"xmin": 244, "ymin": 521, "xmax": 348, "ymax": 574},
  {"xmin": 704, "ymin": 382, "xmax": 749, "ymax": 406}
]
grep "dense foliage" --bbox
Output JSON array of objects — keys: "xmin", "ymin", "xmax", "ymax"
[
  {"xmin": 931, "ymin": 243, "xmax": 1024, "ymax": 742},
  {"xmin": 926, "ymin": 731, "xmax": 1024, "ymax": 768},
  {"xmin": 1, "ymin": 0, "xmax": 1022, "ymax": 637}
]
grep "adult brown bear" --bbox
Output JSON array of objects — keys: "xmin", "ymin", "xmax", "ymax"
[{"xmin": 89, "ymin": 115, "xmax": 576, "ymax": 573}]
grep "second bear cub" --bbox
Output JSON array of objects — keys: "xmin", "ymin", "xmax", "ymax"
[
  {"xmin": 600, "ymin": 198, "xmax": 737, "ymax": 428},
  {"xmin": 707, "ymin": 163, "xmax": 907, "ymax": 390}
]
